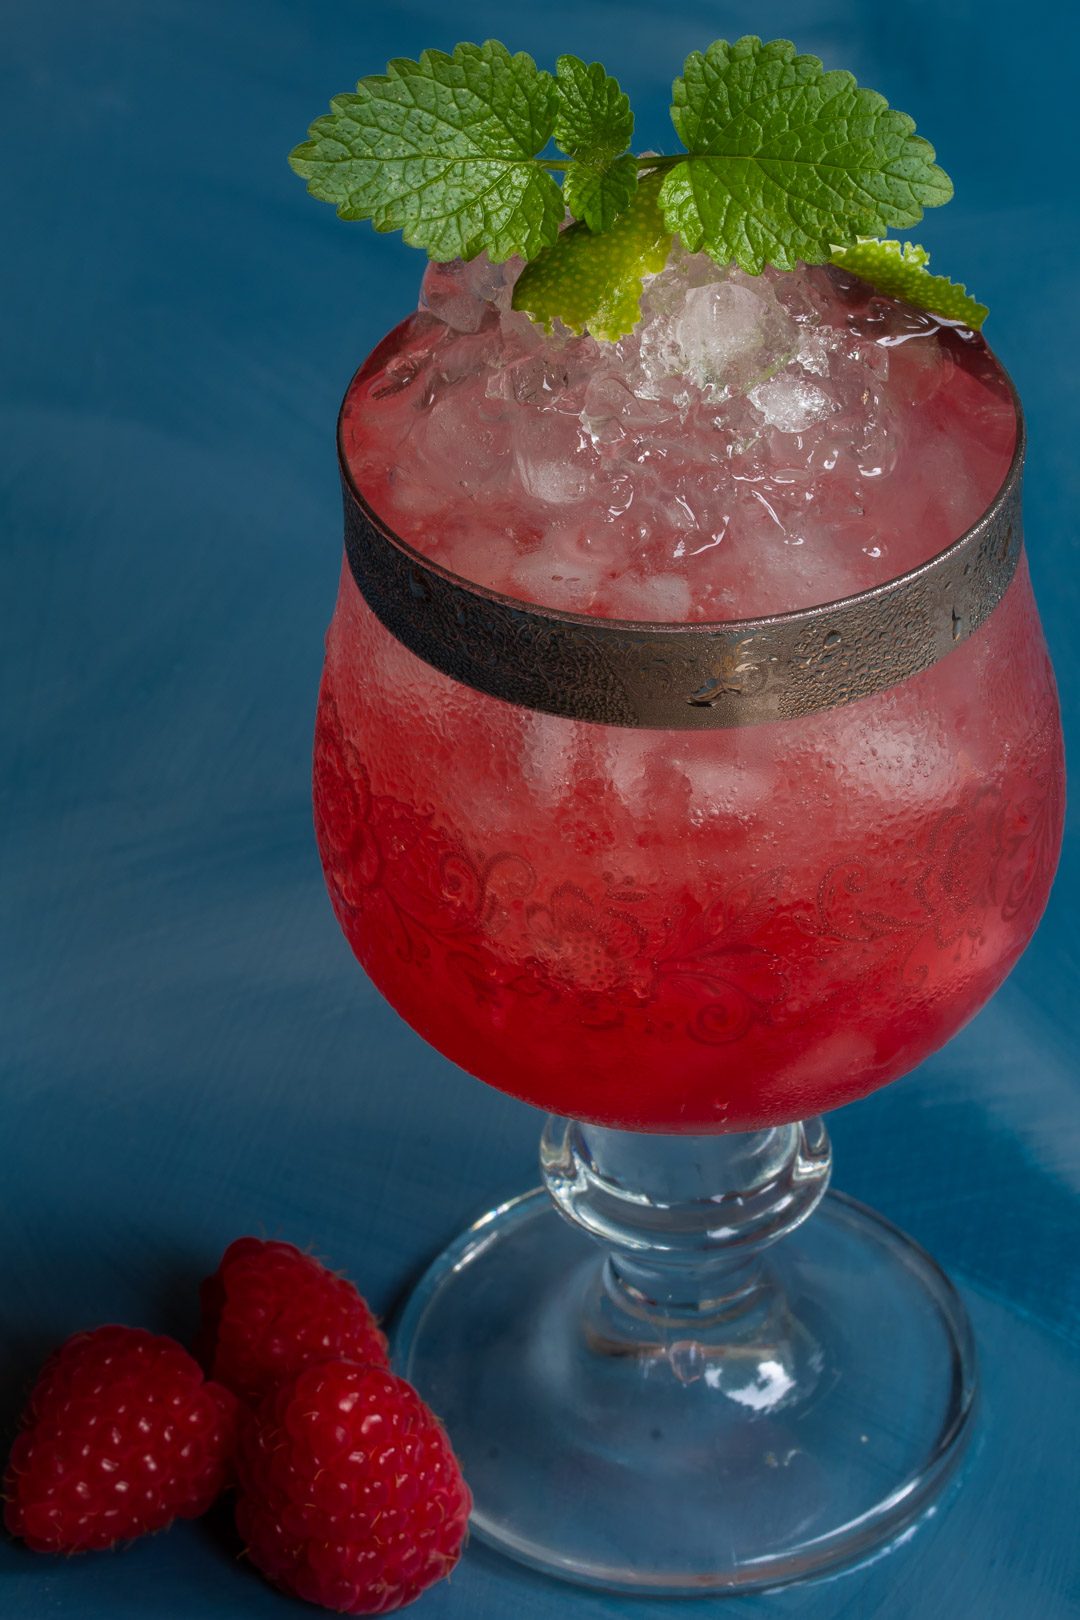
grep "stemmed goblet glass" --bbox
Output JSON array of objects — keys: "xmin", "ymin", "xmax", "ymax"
[{"xmin": 312, "ymin": 324, "xmax": 1063, "ymax": 1592}]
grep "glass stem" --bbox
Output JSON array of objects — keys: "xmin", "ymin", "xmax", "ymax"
[{"xmin": 541, "ymin": 1116, "xmax": 832, "ymax": 1382}]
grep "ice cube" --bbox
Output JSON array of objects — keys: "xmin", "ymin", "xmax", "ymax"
[
  {"xmin": 676, "ymin": 739, "xmax": 778, "ymax": 822},
  {"xmin": 420, "ymin": 257, "xmax": 506, "ymax": 331},
  {"xmin": 794, "ymin": 328, "xmax": 834, "ymax": 378},
  {"xmin": 749, "ymin": 376, "xmax": 835, "ymax": 433},
  {"xmin": 512, "ymin": 412, "xmax": 591, "ymax": 505},
  {"xmin": 418, "ymin": 388, "xmax": 511, "ymax": 493},
  {"xmin": 829, "ymin": 693, "xmax": 957, "ymax": 804},
  {"xmin": 432, "ymin": 329, "xmax": 502, "ymax": 388},
  {"xmin": 420, "ymin": 262, "xmax": 486, "ymax": 334},
  {"xmin": 640, "ymin": 276, "xmax": 797, "ymax": 396},
  {"xmin": 507, "ymin": 548, "xmax": 602, "ymax": 612},
  {"xmin": 605, "ymin": 730, "xmax": 661, "ymax": 818},
  {"xmin": 604, "ymin": 570, "xmax": 693, "ymax": 622},
  {"xmin": 520, "ymin": 711, "xmax": 579, "ymax": 808}
]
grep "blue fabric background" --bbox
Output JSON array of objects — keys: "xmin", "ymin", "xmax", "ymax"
[{"xmin": 2, "ymin": 2, "xmax": 1078, "ymax": 1616}]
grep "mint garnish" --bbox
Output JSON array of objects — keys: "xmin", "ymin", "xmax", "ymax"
[
  {"xmin": 554, "ymin": 55, "xmax": 638, "ymax": 233},
  {"xmin": 288, "ymin": 41, "xmax": 563, "ymax": 262},
  {"xmin": 291, "ymin": 35, "xmax": 975, "ymax": 340},
  {"xmin": 829, "ymin": 240, "xmax": 988, "ymax": 329},
  {"xmin": 660, "ymin": 38, "xmax": 951, "ymax": 274}
]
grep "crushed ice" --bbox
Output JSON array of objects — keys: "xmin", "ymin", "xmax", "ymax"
[{"xmin": 346, "ymin": 246, "xmax": 1010, "ymax": 619}]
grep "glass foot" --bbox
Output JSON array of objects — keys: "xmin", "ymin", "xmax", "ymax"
[{"xmin": 396, "ymin": 1125, "xmax": 976, "ymax": 1596}]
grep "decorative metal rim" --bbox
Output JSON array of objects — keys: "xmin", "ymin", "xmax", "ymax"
[{"xmin": 338, "ymin": 324, "xmax": 1025, "ymax": 730}]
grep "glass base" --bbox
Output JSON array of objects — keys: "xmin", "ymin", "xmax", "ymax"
[{"xmin": 395, "ymin": 1183, "xmax": 976, "ymax": 1595}]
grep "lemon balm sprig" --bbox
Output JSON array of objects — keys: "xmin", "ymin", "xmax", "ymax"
[{"xmin": 289, "ymin": 36, "xmax": 982, "ymax": 340}]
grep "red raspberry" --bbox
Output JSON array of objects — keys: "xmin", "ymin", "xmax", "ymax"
[
  {"xmin": 3, "ymin": 1325, "xmax": 237, "ymax": 1554},
  {"xmin": 236, "ymin": 1360, "xmax": 471, "ymax": 1614},
  {"xmin": 198, "ymin": 1238, "xmax": 389, "ymax": 1406}
]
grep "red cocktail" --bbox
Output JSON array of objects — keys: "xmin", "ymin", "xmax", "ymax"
[{"xmin": 315, "ymin": 256, "xmax": 1063, "ymax": 1133}]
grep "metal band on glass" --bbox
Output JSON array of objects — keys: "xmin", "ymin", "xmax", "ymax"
[{"xmin": 339, "ymin": 371, "xmax": 1024, "ymax": 730}]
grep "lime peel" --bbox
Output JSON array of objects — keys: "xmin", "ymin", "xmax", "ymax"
[
  {"xmin": 830, "ymin": 239, "xmax": 988, "ymax": 329},
  {"xmin": 511, "ymin": 172, "xmax": 671, "ymax": 341}
]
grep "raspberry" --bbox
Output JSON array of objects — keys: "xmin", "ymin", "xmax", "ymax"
[
  {"xmin": 198, "ymin": 1238, "xmax": 389, "ymax": 1406},
  {"xmin": 3, "ymin": 1325, "xmax": 237, "ymax": 1554},
  {"xmin": 236, "ymin": 1361, "xmax": 471, "ymax": 1614}
]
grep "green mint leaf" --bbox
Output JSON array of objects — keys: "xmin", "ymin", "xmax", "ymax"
[
  {"xmin": 288, "ymin": 40, "xmax": 563, "ymax": 262},
  {"xmin": 554, "ymin": 55, "xmax": 637, "ymax": 231},
  {"xmin": 554, "ymin": 55, "xmax": 634, "ymax": 156},
  {"xmin": 660, "ymin": 36, "xmax": 953, "ymax": 274},
  {"xmin": 563, "ymin": 154, "xmax": 639, "ymax": 234},
  {"xmin": 830, "ymin": 239, "xmax": 988, "ymax": 328},
  {"xmin": 511, "ymin": 170, "xmax": 671, "ymax": 341}
]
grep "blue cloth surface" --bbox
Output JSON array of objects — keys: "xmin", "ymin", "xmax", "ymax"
[{"xmin": 2, "ymin": 1, "xmax": 1079, "ymax": 1616}]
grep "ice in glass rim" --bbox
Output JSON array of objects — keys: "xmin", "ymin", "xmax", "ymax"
[{"xmin": 311, "ymin": 255, "xmax": 1064, "ymax": 1592}]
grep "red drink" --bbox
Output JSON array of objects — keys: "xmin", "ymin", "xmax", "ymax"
[{"xmin": 315, "ymin": 258, "xmax": 1063, "ymax": 1131}]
